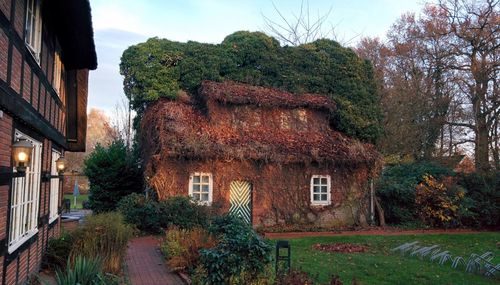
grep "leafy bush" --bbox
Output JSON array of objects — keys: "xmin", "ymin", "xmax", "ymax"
[
  {"xmin": 457, "ymin": 172, "xmax": 500, "ymax": 228},
  {"xmin": 69, "ymin": 212, "xmax": 133, "ymax": 274},
  {"xmin": 117, "ymin": 194, "xmax": 211, "ymax": 233},
  {"xmin": 117, "ymin": 193, "xmax": 162, "ymax": 233},
  {"xmin": 54, "ymin": 256, "xmax": 118, "ymax": 285},
  {"xmin": 377, "ymin": 162, "xmax": 453, "ymax": 224},
  {"xmin": 84, "ymin": 140, "xmax": 143, "ymax": 213},
  {"xmin": 199, "ymin": 215, "xmax": 272, "ymax": 284},
  {"xmin": 158, "ymin": 196, "xmax": 210, "ymax": 229},
  {"xmin": 160, "ymin": 227, "xmax": 216, "ymax": 271},
  {"xmin": 43, "ymin": 231, "xmax": 74, "ymax": 270}
]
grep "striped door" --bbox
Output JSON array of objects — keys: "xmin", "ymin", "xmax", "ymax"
[{"xmin": 229, "ymin": 181, "xmax": 252, "ymax": 224}]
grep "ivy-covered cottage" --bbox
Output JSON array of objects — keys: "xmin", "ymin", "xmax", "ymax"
[
  {"xmin": 142, "ymin": 81, "xmax": 380, "ymax": 227},
  {"xmin": 0, "ymin": 0, "xmax": 96, "ymax": 283}
]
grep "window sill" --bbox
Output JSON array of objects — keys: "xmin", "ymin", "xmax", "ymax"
[
  {"xmin": 25, "ymin": 43, "xmax": 41, "ymax": 65},
  {"xmin": 8, "ymin": 228, "xmax": 39, "ymax": 254},
  {"xmin": 310, "ymin": 202, "xmax": 331, "ymax": 207},
  {"xmin": 49, "ymin": 215, "xmax": 59, "ymax": 224}
]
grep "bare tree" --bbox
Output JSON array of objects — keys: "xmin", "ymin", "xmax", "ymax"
[
  {"xmin": 110, "ymin": 98, "xmax": 135, "ymax": 150},
  {"xmin": 262, "ymin": 0, "xmax": 360, "ymax": 46}
]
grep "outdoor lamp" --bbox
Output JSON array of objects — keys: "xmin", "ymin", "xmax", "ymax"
[
  {"xmin": 12, "ymin": 139, "xmax": 33, "ymax": 173},
  {"xmin": 55, "ymin": 156, "xmax": 66, "ymax": 174}
]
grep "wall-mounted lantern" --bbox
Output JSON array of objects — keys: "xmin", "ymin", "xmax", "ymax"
[
  {"xmin": 43, "ymin": 155, "xmax": 66, "ymax": 181},
  {"xmin": 12, "ymin": 139, "xmax": 33, "ymax": 174}
]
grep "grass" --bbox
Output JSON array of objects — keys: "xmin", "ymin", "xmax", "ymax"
[
  {"xmin": 64, "ymin": 194, "xmax": 88, "ymax": 210},
  {"xmin": 271, "ymin": 233, "xmax": 500, "ymax": 285}
]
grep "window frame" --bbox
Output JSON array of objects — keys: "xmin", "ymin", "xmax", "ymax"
[
  {"xmin": 48, "ymin": 149, "xmax": 61, "ymax": 224},
  {"xmin": 53, "ymin": 51, "xmax": 63, "ymax": 95},
  {"xmin": 8, "ymin": 130, "xmax": 42, "ymax": 253},
  {"xmin": 310, "ymin": 175, "xmax": 331, "ymax": 206},
  {"xmin": 25, "ymin": 0, "xmax": 42, "ymax": 62},
  {"xmin": 188, "ymin": 172, "xmax": 213, "ymax": 205}
]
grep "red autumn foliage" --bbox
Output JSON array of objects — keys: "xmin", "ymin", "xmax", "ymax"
[{"xmin": 312, "ymin": 243, "xmax": 369, "ymax": 253}]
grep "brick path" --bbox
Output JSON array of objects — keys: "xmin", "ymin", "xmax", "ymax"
[{"xmin": 125, "ymin": 236, "xmax": 184, "ymax": 285}]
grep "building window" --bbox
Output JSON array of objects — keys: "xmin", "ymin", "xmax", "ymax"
[
  {"xmin": 9, "ymin": 130, "xmax": 42, "ymax": 253},
  {"xmin": 25, "ymin": 0, "xmax": 42, "ymax": 62},
  {"xmin": 189, "ymin": 173, "xmax": 212, "ymax": 205},
  {"xmin": 49, "ymin": 149, "xmax": 61, "ymax": 223},
  {"xmin": 53, "ymin": 52, "xmax": 63, "ymax": 95},
  {"xmin": 310, "ymin": 175, "xmax": 331, "ymax": 205}
]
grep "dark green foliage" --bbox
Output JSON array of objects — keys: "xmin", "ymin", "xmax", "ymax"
[
  {"xmin": 43, "ymin": 231, "xmax": 74, "ymax": 270},
  {"xmin": 116, "ymin": 193, "xmax": 161, "ymax": 233},
  {"xmin": 83, "ymin": 140, "xmax": 143, "ymax": 213},
  {"xmin": 158, "ymin": 196, "xmax": 209, "ymax": 229},
  {"xmin": 120, "ymin": 31, "xmax": 382, "ymax": 143},
  {"xmin": 456, "ymin": 172, "xmax": 500, "ymax": 228},
  {"xmin": 200, "ymin": 215, "xmax": 273, "ymax": 284},
  {"xmin": 377, "ymin": 162, "xmax": 453, "ymax": 224},
  {"xmin": 117, "ymin": 194, "xmax": 210, "ymax": 233}
]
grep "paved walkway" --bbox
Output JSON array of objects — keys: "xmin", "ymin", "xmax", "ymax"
[{"xmin": 125, "ymin": 236, "xmax": 184, "ymax": 285}]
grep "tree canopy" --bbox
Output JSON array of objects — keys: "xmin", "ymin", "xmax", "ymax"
[{"xmin": 120, "ymin": 31, "xmax": 382, "ymax": 143}]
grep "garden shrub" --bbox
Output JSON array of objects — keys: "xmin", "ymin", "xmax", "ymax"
[
  {"xmin": 69, "ymin": 212, "xmax": 133, "ymax": 274},
  {"xmin": 158, "ymin": 196, "xmax": 210, "ymax": 229},
  {"xmin": 84, "ymin": 139, "xmax": 143, "ymax": 213},
  {"xmin": 376, "ymin": 161, "xmax": 453, "ymax": 225},
  {"xmin": 117, "ymin": 193, "xmax": 162, "ymax": 233},
  {"xmin": 54, "ymin": 256, "xmax": 119, "ymax": 285},
  {"xmin": 160, "ymin": 227, "xmax": 216, "ymax": 271},
  {"xmin": 199, "ymin": 215, "xmax": 272, "ymax": 284},
  {"xmin": 43, "ymin": 231, "xmax": 74, "ymax": 270},
  {"xmin": 457, "ymin": 172, "xmax": 500, "ymax": 228}
]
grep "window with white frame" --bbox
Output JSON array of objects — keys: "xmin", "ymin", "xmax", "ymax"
[
  {"xmin": 49, "ymin": 149, "xmax": 61, "ymax": 223},
  {"xmin": 25, "ymin": 0, "xmax": 42, "ymax": 61},
  {"xmin": 189, "ymin": 173, "xmax": 212, "ymax": 204},
  {"xmin": 53, "ymin": 52, "xmax": 63, "ymax": 95},
  {"xmin": 310, "ymin": 175, "xmax": 331, "ymax": 205},
  {"xmin": 9, "ymin": 131, "xmax": 42, "ymax": 253}
]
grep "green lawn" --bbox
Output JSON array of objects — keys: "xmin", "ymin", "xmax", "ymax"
[
  {"xmin": 63, "ymin": 194, "xmax": 88, "ymax": 210},
  {"xmin": 271, "ymin": 233, "xmax": 500, "ymax": 285}
]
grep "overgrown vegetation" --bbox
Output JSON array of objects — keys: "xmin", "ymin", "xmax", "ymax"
[
  {"xmin": 84, "ymin": 139, "xmax": 143, "ymax": 213},
  {"xmin": 120, "ymin": 31, "xmax": 382, "ymax": 143},
  {"xmin": 53, "ymin": 256, "xmax": 119, "ymax": 285},
  {"xmin": 117, "ymin": 194, "xmax": 210, "ymax": 234}
]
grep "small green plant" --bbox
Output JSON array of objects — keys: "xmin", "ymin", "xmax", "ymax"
[
  {"xmin": 200, "ymin": 215, "xmax": 273, "ymax": 284},
  {"xmin": 158, "ymin": 196, "xmax": 210, "ymax": 229},
  {"xmin": 43, "ymin": 231, "xmax": 74, "ymax": 270},
  {"xmin": 117, "ymin": 193, "xmax": 162, "ymax": 233},
  {"xmin": 53, "ymin": 256, "xmax": 118, "ymax": 285},
  {"xmin": 69, "ymin": 212, "xmax": 133, "ymax": 274}
]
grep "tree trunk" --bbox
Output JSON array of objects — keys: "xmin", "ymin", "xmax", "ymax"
[{"xmin": 374, "ymin": 197, "xmax": 386, "ymax": 227}]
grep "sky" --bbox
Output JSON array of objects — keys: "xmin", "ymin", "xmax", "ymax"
[{"xmin": 87, "ymin": 0, "xmax": 425, "ymax": 114}]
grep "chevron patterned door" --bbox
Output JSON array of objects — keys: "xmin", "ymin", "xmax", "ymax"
[{"xmin": 229, "ymin": 181, "xmax": 252, "ymax": 224}]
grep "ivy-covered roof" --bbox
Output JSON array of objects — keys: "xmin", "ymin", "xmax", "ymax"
[{"xmin": 142, "ymin": 81, "xmax": 379, "ymax": 167}]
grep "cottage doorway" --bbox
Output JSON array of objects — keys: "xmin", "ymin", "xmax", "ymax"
[{"xmin": 229, "ymin": 181, "xmax": 252, "ymax": 224}]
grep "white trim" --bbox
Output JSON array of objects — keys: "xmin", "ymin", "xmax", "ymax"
[
  {"xmin": 188, "ymin": 172, "xmax": 213, "ymax": 205},
  {"xmin": 8, "ymin": 130, "xmax": 42, "ymax": 253},
  {"xmin": 49, "ymin": 149, "xmax": 61, "ymax": 224},
  {"xmin": 25, "ymin": 0, "xmax": 42, "ymax": 63},
  {"xmin": 310, "ymin": 175, "xmax": 331, "ymax": 206}
]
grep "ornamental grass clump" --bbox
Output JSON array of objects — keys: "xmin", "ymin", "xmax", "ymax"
[{"xmin": 69, "ymin": 212, "xmax": 133, "ymax": 274}]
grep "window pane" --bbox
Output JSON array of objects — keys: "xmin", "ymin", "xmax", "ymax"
[
  {"xmin": 202, "ymin": 175, "xmax": 209, "ymax": 183},
  {"xmin": 193, "ymin": 176, "xmax": 200, "ymax": 183},
  {"xmin": 321, "ymin": 178, "xmax": 328, "ymax": 185},
  {"xmin": 202, "ymin": 185, "xmax": 209, "ymax": 193},
  {"xmin": 313, "ymin": 186, "xmax": 320, "ymax": 193},
  {"xmin": 193, "ymin": 184, "xmax": 200, "ymax": 192},
  {"xmin": 192, "ymin": 193, "xmax": 200, "ymax": 201},
  {"xmin": 320, "ymin": 194, "xmax": 327, "ymax": 201},
  {"xmin": 313, "ymin": 178, "xmax": 320, "ymax": 184},
  {"xmin": 313, "ymin": 194, "xmax": 320, "ymax": 201},
  {"xmin": 201, "ymin": 194, "xmax": 209, "ymax": 201},
  {"xmin": 321, "ymin": 186, "xmax": 327, "ymax": 193}
]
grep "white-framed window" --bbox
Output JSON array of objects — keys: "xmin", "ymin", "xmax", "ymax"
[
  {"xmin": 310, "ymin": 175, "xmax": 331, "ymax": 205},
  {"xmin": 189, "ymin": 172, "xmax": 213, "ymax": 205},
  {"xmin": 49, "ymin": 149, "xmax": 60, "ymax": 224},
  {"xmin": 25, "ymin": 0, "xmax": 42, "ymax": 62},
  {"xmin": 9, "ymin": 130, "xmax": 42, "ymax": 253},
  {"xmin": 53, "ymin": 52, "xmax": 63, "ymax": 95}
]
